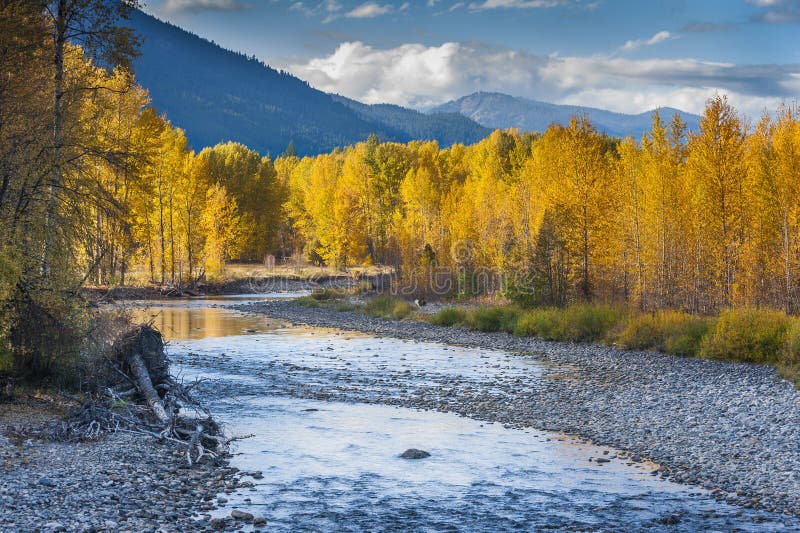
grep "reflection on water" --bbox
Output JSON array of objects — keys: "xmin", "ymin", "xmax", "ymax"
[
  {"xmin": 130, "ymin": 305, "xmax": 286, "ymax": 340},
  {"xmin": 128, "ymin": 298, "xmax": 800, "ymax": 531},
  {"xmin": 212, "ymin": 397, "xmax": 781, "ymax": 532}
]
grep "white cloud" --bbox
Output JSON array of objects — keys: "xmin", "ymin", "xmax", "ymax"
[
  {"xmin": 560, "ymin": 87, "xmax": 783, "ymax": 120},
  {"xmin": 285, "ymin": 40, "xmax": 799, "ymax": 118},
  {"xmin": 346, "ymin": 2, "xmax": 394, "ymax": 18},
  {"xmin": 469, "ymin": 0, "xmax": 565, "ymax": 9},
  {"xmin": 747, "ymin": 0, "xmax": 800, "ymax": 23},
  {"xmin": 621, "ymin": 30, "xmax": 675, "ymax": 51},
  {"xmin": 163, "ymin": 0, "xmax": 250, "ymax": 12},
  {"xmin": 292, "ymin": 0, "xmax": 342, "ymax": 18},
  {"xmin": 288, "ymin": 41, "xmax": 543, "ymax": 108},
  {"xmin": 325, "ymin": 0, "xmax": 343, "ymax": 11}
]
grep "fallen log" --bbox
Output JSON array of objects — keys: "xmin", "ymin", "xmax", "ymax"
[
  {"xmin": 127, "ymin": 349, "xmax": 169, "ymax": 425},
  {"xmin": 110, "ymin": 324, "xmax": 172, "ymax": 426},
  {"xmin": 10, "ymin": 323, "xmax": 241, "ymax": 465}
]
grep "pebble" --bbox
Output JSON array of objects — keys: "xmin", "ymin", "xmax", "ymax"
[{"xmin": 0, "ymin": 431, "xmax": 240, "ymax": 532}]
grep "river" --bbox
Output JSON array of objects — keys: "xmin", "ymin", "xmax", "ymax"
[{"xmin": 130, "ymin": 296, "xmax": 799, "ymax": 531}]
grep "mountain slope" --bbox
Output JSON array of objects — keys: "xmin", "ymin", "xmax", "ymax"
[
  {"xmin": 431, "ymin": 92, "xmax": 701, "ymax": 138},
  {"xmin": 331, "ymin": 95, "xmax": 491, "ymax": 146},
  {"xmin": 129, "ymin": 10, "xmax": 402, "ymax": 155},
  {"xmin": 128, "ymin": 11, "xmax": 491, "ymax": 155}
]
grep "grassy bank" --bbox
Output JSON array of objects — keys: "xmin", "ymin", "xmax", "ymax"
[
  {"xmin": 297, "ymin": 289, "xmax": 800, "ymax": 385},
  {"xmin": 428, "ymin": 304, "xmax": 800, "ymax": 384}
]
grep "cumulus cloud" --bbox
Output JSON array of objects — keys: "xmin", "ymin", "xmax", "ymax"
[
  {"xmin": 163, "ymin": 0, "xmax": 251, "ymax": 12},
  {"xmin": 286, "ymin": 40, "xmax": 800, "ymax": 117},
  {"xmin": 289, "ymin": 41, "xmax": 544, "ymax": 108}
]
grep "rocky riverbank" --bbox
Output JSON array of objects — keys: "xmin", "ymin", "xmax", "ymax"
[
  {"xmin": 0, "ymin": 399, "xmax": 260, "ymax": 531},
  {"xmin": 238, "ymin": 299, "xmax": 800, "ymax": 518},
  {"xmin": 81, "ymin": 273, "xmax": 386, "ymax": 301}
]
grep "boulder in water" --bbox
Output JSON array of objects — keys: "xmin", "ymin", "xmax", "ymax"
[{"xmin": 400, "ymin": 448, "xmax": 431, "ymax": 459}]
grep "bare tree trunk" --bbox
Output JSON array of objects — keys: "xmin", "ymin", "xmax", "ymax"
[
  {"xmin": 169, "ymin": 183, "xmax": 175, "ymax": 284},
  {"xmin": 783, "ymin": 209, "xmax": 793, "ymax": 313},
  {"xmin": 127, "ymin": 351, "xmax": 169, "ymax": 425},
  {"xmin": 158, "ymin": 162, "xmax": 166, "ymax": 284},
  {"xmin": 42, "ymin": 0, "xmax": 67, "ymax": 280}
]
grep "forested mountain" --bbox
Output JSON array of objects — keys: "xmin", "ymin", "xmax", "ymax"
[
  {"xmin": 128, "ymin": 10, "xmax": 490, "ymax": 155},
  {"xmin": 128, "ymin": 12, "xmax": 699, "ymax": 155},
  {"xmin": 331, "ymin": 95, "xmax": 491, "ymax": 147},
  {"xmin": 431, "ymin": 92, "xmax": 701, "ymax": 138}
]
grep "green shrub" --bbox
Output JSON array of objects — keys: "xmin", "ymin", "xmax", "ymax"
[
  {"xmin": 467, "ymin": 306, "xmax": 521, "ymax": 333},
  {"xmin": 615, "ymin": 310, "xmax": 711, "ymax": 357},
  {"xmin": 428, "ymin": 307, "xmax": 468, "ymax": 327},
  {"xmin": 363, "ymin": 294, "xmax": 394, "ymax": 317},
  {"xmin": 353, "ymin": 280, "xmax": 375, "ymax": 294},
  {"xmin": 557, "ymin": 304, "xmax": 625, "ymax": 342},
  {"xmin": 391, "ymin": 300, "xmax": 413, "ymax": 320},
  {"xmin": 615, "ymin": 313, "xmax": 661, "ymax": 350},
  {"xmin": 700, "ymin": 309, "xmax": 791, "ymax": 364},
  {"xmin": 295, "ymin": 296, "xmax": 321, "ymax": 308},
  {"xmin": 5, "ymin": 288, "xmax": 86, "ymax": 387},
  {"xmin": 787, "ymin": 319, "xmax": 800, "ymax": 365},
  {"xmin": 0, "ymin": 344, "xmax": 12, "ymax": 374},
  {"xmin": 662, "ymin": 314, "xmax": 711, "ymax": 357},
  {"xmin": 363, "ymin": 295, "xmax": 413, "ymax": 320},
  {"xmin": 512, "ymin": 308, "xmax": 560, "ymax": 338},
  {"xmin": 310, "ymin": 288, "xmax": 346, "ymax": 301}
]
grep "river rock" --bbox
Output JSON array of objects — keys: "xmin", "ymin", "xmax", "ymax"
[
  {"xmin": 209, "ymin": 517, "xmax": 227, "ymax": 530},
  {"xmin": 231, "ymin": 509, "xmax": 254, "ymax": 521},
  {"xmin": 400, "ymin": 448, "xmax": 431, "ymax": 459}
]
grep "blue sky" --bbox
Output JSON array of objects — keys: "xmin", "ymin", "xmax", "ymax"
[{"xmin": 144, "ymin": 0, "xmax": 800, "ymax": 117}]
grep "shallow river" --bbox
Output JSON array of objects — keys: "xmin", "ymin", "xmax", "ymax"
[{"xmin": 131, "ymin": 297, "xmax": 799, "ymax": 531}]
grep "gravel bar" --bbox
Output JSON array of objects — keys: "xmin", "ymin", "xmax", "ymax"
[
  {"xmin": 239, "ymin": 299, "xmax": 800, "ymax": 518},
  {"xmin": 1, "ymin": 406, "xmax": 257, "ymax": 532}
]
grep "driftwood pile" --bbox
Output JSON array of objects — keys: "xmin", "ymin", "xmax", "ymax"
[{"xmin": 10, "ymin": 324, "xmax": 239, "ymax": 465}]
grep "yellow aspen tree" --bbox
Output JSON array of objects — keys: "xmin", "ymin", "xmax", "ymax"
[
  {"xmin": 748, "ymin": 106, "xmax": 800, "ymax": 311},
  {"xmin": 772, "ymin": 106, "xmax": 800, "ymax": 311},
  {"xmin": 617, "ymin": 137, "xmax": 647, "ymax": 308},
  {"xmin": 641, "ymin": 112, "xmax": 688, "ymax": 308},
  {"xmin": 547, "ymin": 118, "xmax": 616, "ymax": 301},
  {"xmin": 200, "ymin": 183, "xmax": 242, "ymax": 279},
  {"xmin": 687, "ymin": 95, "xmax": 748, "ymax": 310}
]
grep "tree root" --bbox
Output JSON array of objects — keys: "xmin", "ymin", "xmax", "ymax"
[{"xmin": 4, "ymin": 324, "xmax": 243, "ymax": 466}]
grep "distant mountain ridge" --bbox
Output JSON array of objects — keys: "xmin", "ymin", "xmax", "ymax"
[
  {"xmin": 127, "ymin": 10, "xmax": 488, "ymax": 156},
  {"xmin": 431, "ymin": 92, "xmax": 701, "ymax": 139},
  {"xmin": 128, "ymin": 11, "xmax": 700, "ymax": 156},
  {"xmin": 330, "ymin": 95, "xmax": 491, "ymax": 147}
]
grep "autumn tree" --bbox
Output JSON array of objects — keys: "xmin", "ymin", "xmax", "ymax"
[
  {"xmin": 687, "ymin": 95, "xmax": 748, "ymax": 310},
  {"xmin": 201, "ymin": 183, "xmax": 243, "ymax": 279}
]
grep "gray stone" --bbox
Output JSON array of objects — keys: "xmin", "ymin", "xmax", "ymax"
[
  {"xmin": 231, "ymin": 509, "xmax": 254, "ymax": 521},
  {"xmin": 400, "ymin": 449, "xmax": 431, "ymax": 460}
]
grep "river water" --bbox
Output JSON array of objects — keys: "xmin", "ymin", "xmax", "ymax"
[{"xmin": 130, "ymin": 297, "xmax": 799, "ymax": 531}]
